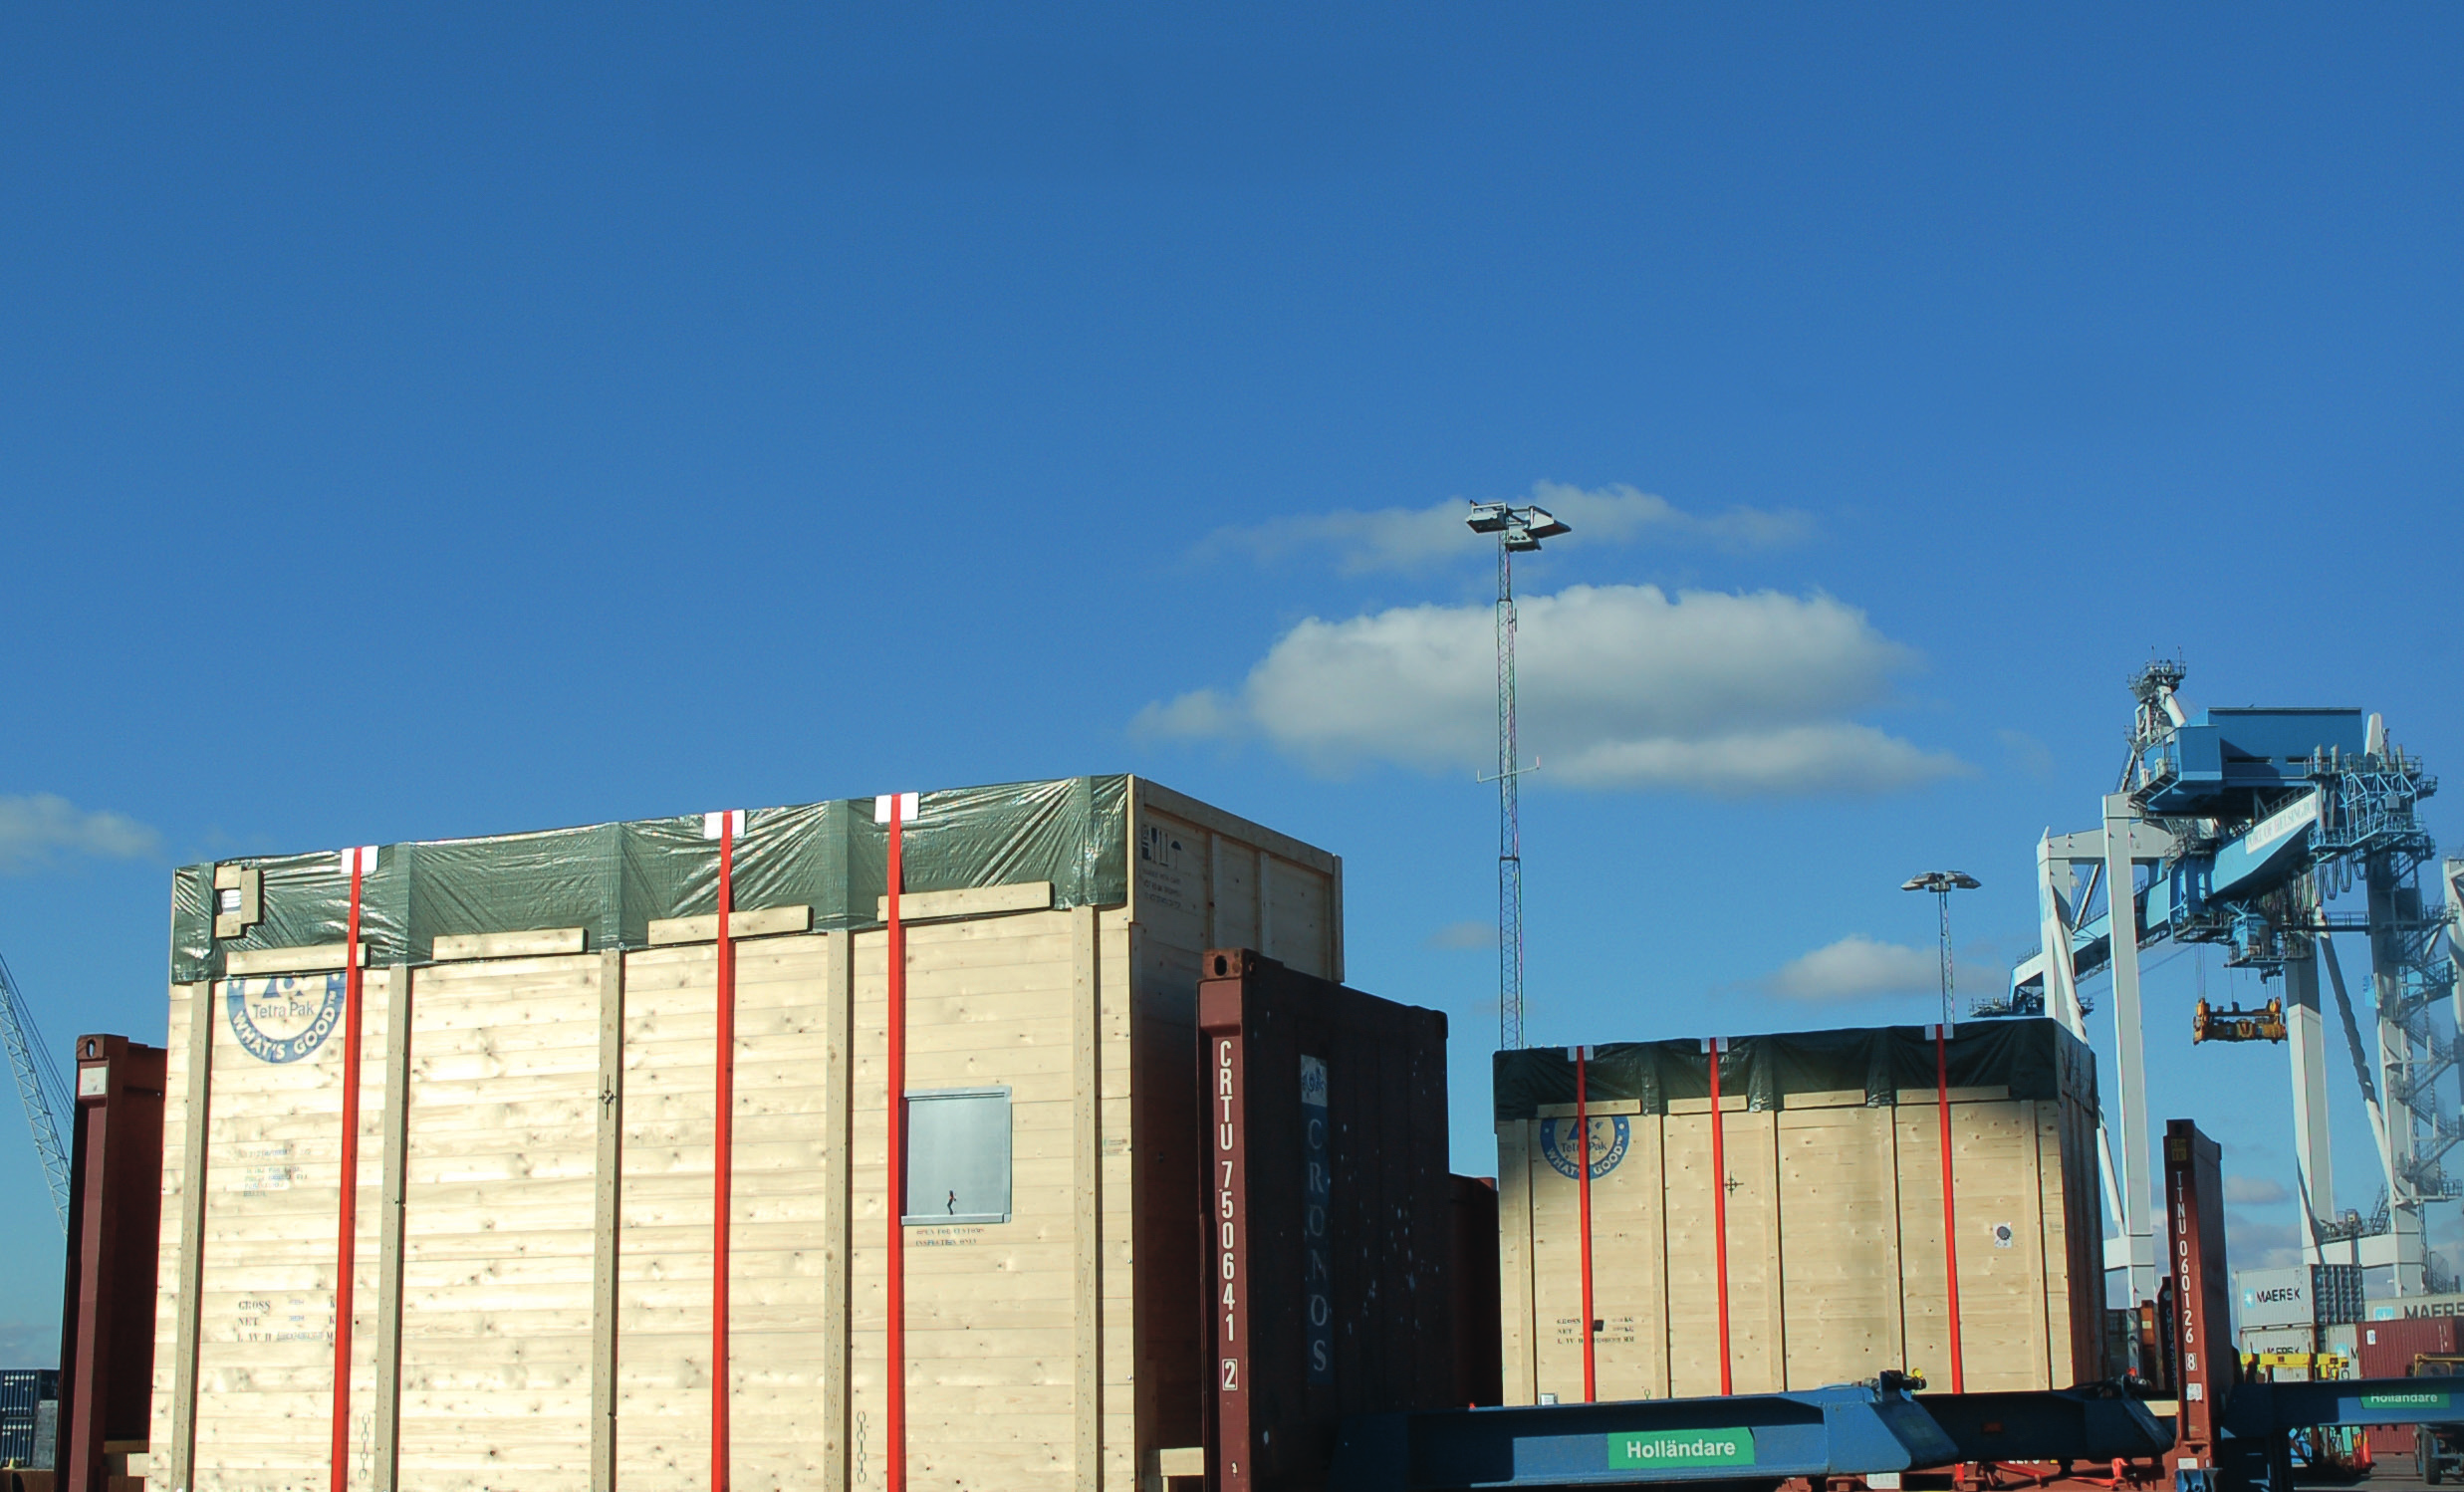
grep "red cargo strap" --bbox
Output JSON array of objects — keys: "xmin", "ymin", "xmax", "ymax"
[
  {"xmin": 878, "ymin": 792, "xmax": 916, "ymax": 1492},
  {"xmin": 1572, "ymin": 1046, "xmax": 1597, "ymax": 1403},
  {"xmin": 1703, "ymin": 1036, "xmax": 1732, "ymax": 1396},
  {"xmin": 330, "ymin": 846, "xmax": 373, "ymax": 1492},
  {"xmin": 1935, "ymin": 1022, "xmax": 1965, "ymax": 1392},
  {"xmin": 709, "ymin": 810, "xmax": 742, "ymax": 1491}
]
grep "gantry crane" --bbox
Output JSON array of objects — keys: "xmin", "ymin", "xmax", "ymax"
[
  {"xmin": 2005, "ymin": 662, "xmax": 2456, "ymax": 1302},
  {"xmin": 0, "ymin": 947, "xmax": 74, "ymax": 1232}
]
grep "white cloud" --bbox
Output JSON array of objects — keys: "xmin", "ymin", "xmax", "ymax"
[
  {"xmin": 2228, "ymin": 1213, "xmax": 2302, "ymax": 1270},
  {"xmin": 2225, "ymin": 1175, "xmax": 2292, "ymax": 1207},
  {"xmin": 1200, "ymin": 480, "xmax": 1812, "ymax": 575},
  {"xmin": 1761, "ymin": 935, "xmax": 1941, "ymax": 1002},
  {"xmin": 1133, "ymin": 582, "xmax": 1970, "ymax": 796},
  {"xmin": 0, "ymin": 794, "xmax": 160, "ymax": 873},
  {"xmin": 1426, "ymin": 919, "xmax": 1495, "ymax": 950}
]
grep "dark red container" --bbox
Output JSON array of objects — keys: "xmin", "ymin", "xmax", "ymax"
[
  {"xmin": 1197, "ymin": 948, "xmax": 1456, "ymax": 1492},
  {"xmin": 2361, "ymin": 1316, "xmax": 2464, "ymax": 1459},
  {"xmin": 1449, "ymin": 1176, "xmax": 1502, "ymax": 1409},
  {"xmin": 53, "ymin": 1035, "xmax": 164, "ymax": 1492}
]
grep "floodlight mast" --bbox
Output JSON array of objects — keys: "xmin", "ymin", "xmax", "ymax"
[
  {"xmin": 1902, "ymin": 870, "xmax": 1982, "ymax": 1029},
  {"xmin": 1468, "ymin": 502, "xmax": 1571, "ymax": 1051}
]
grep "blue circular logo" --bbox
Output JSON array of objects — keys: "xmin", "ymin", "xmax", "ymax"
[
  {"xmin": 1540, "ymin": 1115, "xmax": 1629, "ymax": 1180},
  {"xmin": 226, "ymin": 974, "xmax": 347, "ymax": 1065}
]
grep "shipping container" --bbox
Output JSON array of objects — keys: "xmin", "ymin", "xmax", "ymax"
[
  {"xmin": 0, "ymin": 1370, "xmax": 58, "ymax": 1467},
  {"xmin": 1492, "ymin": 1020, "xmax": 2105, "ymax": 1402},
  {"xmin": 2237, "ymin": 1267, "xmax": 2314, "ymax": 1332},
  {"xmin": 58, "ymin": 1034, "xmax": 164, "ymax": 1492},
  {"xmin": 143, "ymin": 776, "xmax": 1468, "ymax": 1492},
  {"xmin": 2360, "ymin": 1316, "xmax": 2464, "ymax": 1460},
  {"xmin": 1193, "ymin": 949, "xmax": 1461, "ymax": 1491}
]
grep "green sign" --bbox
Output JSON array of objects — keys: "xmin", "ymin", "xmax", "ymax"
[
  {"xmin": 2362, "ymin": 1391, "xmax": 2451, "ymax": 1410},
  {"xmin": 1606, "ymin": 1429, "xmax": 1757, "ymax": 1469}
]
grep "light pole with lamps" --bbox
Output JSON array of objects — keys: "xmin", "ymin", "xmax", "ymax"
[
  {"xmin": 1902, "ymin": 870, "xmax": 1981, "ymax": 1029},
  {"xmin": 1466, "ymin": 500, "xmax": 1570, "ymax": 1051}
]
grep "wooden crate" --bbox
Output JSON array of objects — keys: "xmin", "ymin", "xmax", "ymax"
[
  {"xmin": 1494, "ymin": 1021, "xmax": 2105, "ymax": 1404},
  {"xmin": 147, "ymin": 778, "xmax": 1352, "ymax": 1492}
]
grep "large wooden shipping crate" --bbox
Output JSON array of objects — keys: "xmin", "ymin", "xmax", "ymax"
[
  {"xmin": 1493, "ymin": 1021, "xmax": 2104, "ymax": 1404},
  {"xmin": 144, "ymin": 776, "xmax": 1407, "ymax": 1492}
]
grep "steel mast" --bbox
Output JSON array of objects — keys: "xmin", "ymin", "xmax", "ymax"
[{"xmin": 1467, "ymin": 500, "xmax": 1569, "ymax": 1051}]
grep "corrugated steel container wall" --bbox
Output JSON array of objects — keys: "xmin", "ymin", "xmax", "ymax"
[
  {"xmin": 1494, "ymin": 1021, "xmax": 2105, "ymax": 1402},
  {"xmin": 2360, "ymin": 1316, "xmax": 2463, "ymax": 1460},
  {"xmin": 1450, "ymin": 1177, "xmax": 1503, "ymax": 1409},
  {"xmin": 0, "ymin": 1371, "xmax": 59, "ymax": 1467},
  {"xmin": 1196, "ymin": 949, "xmax": 1456, "ymax": 1492},
  {"xmin": 57, "ymin": 1035, "xmax": 165, "ymax": 1492},
  {"xmin": 147, "ymin": 777, "xmax": 1359, "ymax": 1492}
]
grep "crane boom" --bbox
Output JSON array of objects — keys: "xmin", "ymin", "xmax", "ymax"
[{"xmin": 0, "ymin": 950, "xmax": 73, "ymax": 1232}]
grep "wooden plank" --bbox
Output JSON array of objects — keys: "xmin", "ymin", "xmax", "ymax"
[
  {"xmin": 646, "ymin": 904, "xmax": 813, "ymax": 944},
  {"xmin": 1776, "ymin": 1105, "xmax": 1901, "ymax": 1388},
  {"xmin": 1263, "ymin": 855, "xmax": 1334, "ymax": 980},
  {"xmin": 1895, "ymin": 1103, "xmax": 1951, "ymax": 1385},
  {"xmin": 1724, "ymin": 1111, "xmax": 1786, "ymax": 1393},
  {"xmin": 1130, "ymin": 777, "xmax": 1340, "ymax": 876},
  {"xmin": 1661, "ymin": 1110, "xmax": 1724, "ymax": 1397},
  {"xmin": 1943, "ymin": 1100, "xmax": 2052, "ymax": 1391},
  {"xmin": 593, "ymin": 948, "xmax": 623, "ymax": 1492},
  {"xmin": 1894, "ymin": 1086, "xmax": 2012, "ymax": 1106},
  {"xmin": 1256, "ymin": 848, "xmax": 1274, "ymax": 962},
  {"xmin": 821, "ymin": 930, "xmax": 853, "ymax": 1492},
  {"xmin": 1096, "ymin": 910, "xmax": 1136, "ymax": 1489},
  {"xmin": 1071, "ymin": 905, "xmax": 1100, "ymax": 1492},
  {"xmin": 373, "ymin": 966, "xmax": 416, "ymax": 1490},
  {"xmin": 431, "ymin": 927, "xmax": 588, "ymax": 961},
  {"xmin": 1495, "ymin": 1120, "xmax": 1537, "ymax": 1404},
  {"xmin": 225, "ymin": 941, "xmax": 370, "ymax": 975},
  {"xmin": 1525, "ymin": 1109, "xmax": 1669, "ymax": 1402},
  {"xmin": 394, "ymin": 954, "xmax": 599, "ymax": 1488},
  {"xmin": 872, "ymin": 881, "xmax": 1055, "ymax": 922},
  {"xmin": 167, "ymin": 982, "xmax": 213, "ymax": 1492}
]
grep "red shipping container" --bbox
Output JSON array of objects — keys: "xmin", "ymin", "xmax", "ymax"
[
  {"xmin": 1198, "ymin": 947, "xmax": 1457, "ymax": 1492},
  {"xmin": 2359, "ymin": 1316, "xmax": 2463, "ymax": 1459}
]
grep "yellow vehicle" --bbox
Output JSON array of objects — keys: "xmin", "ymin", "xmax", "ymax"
[{"xmin": 2411, "ymin": 1354, "xmax": 2464, "ymax": 1484}]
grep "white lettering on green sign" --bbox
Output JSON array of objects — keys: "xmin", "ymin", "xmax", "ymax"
[
  {"xmin": 1607, "ymin": 1429, "xmax": 1756, "ymax": 1469},
  {"xmin": 2362, "ymin": 1392, "xmax": 2451, "ymax": 1410}
]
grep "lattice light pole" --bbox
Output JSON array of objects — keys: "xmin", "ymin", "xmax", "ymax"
[
  {"xmin": 1468, "ymin": 501, "xmax": 1569, "ymax": 1051},
  {"xmin": 1902, "ymin": 870, "xmax": 1982, "ymax": 1028}
]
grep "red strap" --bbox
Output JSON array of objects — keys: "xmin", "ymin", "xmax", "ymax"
[
  {"xmin": 1707, "ymin": 1037, "xmax": 1732, "ymax": 1396},
  {"xmin": 885, "ymin": 803, "xmax": 908, "ymax": 1492},
  {"xmin": 713, "ymin": 815, "xmax": 737, "ymax": 1491},
  {"xmin": 330, "ymin": 851, "xmax": 368, "ymax": 1492},
  {"xmin": 1936, "ymin": 1024, "xmax": 1965, "ymax": 1392},
  {"xmin": 1575, "ymin": 1047, "xmax": 1597, "ymax": 1404}
]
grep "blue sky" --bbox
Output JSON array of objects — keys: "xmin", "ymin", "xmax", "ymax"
[{"xmin": 2, "ymin": 6, "xmax": 2459, "ymax": 1362}]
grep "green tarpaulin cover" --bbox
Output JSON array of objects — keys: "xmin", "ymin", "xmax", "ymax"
[
  {"xmin": 1491, "ymin": 1018, "xmax": 2094, "ymax": 1120},
  {"xmin": 171, "ymin": 776, "xmax": 1129, "ymax": 983}
]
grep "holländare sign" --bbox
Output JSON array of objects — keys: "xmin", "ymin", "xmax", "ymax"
[{"xmin": 1606, "ymin": 1428, "xmax": 1757, "ymax": 1470}]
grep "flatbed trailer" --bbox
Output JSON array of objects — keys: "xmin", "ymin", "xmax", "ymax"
[{"xmin": 1333, "ymin": 1119, "xmax": 2438, "ymax": 1492}]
